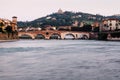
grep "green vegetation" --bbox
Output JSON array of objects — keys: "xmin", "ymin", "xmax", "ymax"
[
  {"xmin": 18, "ymin": 11, "xmax": 104, "ymax": 28},
  {"xmin": 17, "ymin": 11, "xmax": 120, "ymax": 32}
]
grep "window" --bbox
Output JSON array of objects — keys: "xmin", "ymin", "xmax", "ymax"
[
  {"xmin": 109, "ymin": 23, "xmax": 112, "ymax": 26},
  {"xmin": 116, "ymin": 23, "xmax": 118, "ymax": 27},
  {"xmin": 104, "ymin": 24, "xmax": 107, "ymax": 27}
]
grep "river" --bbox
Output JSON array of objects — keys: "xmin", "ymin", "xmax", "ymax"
[{"xmin": 0, "ymin": 40, "xmax": 120, "ymax": 80}]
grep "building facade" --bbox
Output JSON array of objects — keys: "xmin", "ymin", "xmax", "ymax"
[
  {"xmin": 101, "ymin": 19, "xmax": 120, "ymax": 31},
  {"xmin": 0, "ymin": 16, "xmax": 18, "ymax": 40}
]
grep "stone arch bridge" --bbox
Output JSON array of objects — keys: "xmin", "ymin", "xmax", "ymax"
[{"xmin": 18, "ymin": 30, "xmax": 90, "ymax": 40}]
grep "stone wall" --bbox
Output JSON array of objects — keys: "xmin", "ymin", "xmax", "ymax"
[{"xmin": 0, "ymin": 33, "xmax": 18, "ymax": 40}]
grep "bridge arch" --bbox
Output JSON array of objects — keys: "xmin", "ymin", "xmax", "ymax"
[
  {"xmin": 18, "ymin": 33, "xmax": 35, "ymax": 39},
  {"xmin": 35, "ymin": 34, "xmax": 45, "ymax": 39},
  {"xmin": 81, "ymin": 35, "xmax": 89, "ymax": 39},
  {"xmin": 64, "ymin": 33, "xmax": 75, "ymax": 40},
  {"xmin": 78, "ymin": 34, "xmax": 89, "ymax": 40},
  {"xmin": 49, "ymin": 33, "xmax": 61, "ymax": 39}
]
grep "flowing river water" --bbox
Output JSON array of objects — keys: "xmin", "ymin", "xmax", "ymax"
[{"xmin": 0, "ymin": 40, "xmax": 120, "ymax": 80}]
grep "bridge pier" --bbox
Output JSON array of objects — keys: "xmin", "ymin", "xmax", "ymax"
[
  {"xmin": 60, "ymin": 35, "xmax": 65, "ymax": 40},
  {"xmin": 45, "ymin": 37, "xmax": 50, "ymax": 40}
]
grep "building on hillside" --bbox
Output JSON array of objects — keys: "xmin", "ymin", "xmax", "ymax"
[
  {"xmin": 43, "ymin": 25, "xmax": 56, "ymax": 30},
  {"xmin": 91, "ymin": 22, "xmax": 100, "ymax": 32},
  {"xmin": 72, "ymin": 20, "xmax": 79, "ymax": 27},
  {"xmin": 57, "ymin": 26, "xmax": 71, "ymax": 31},
  {"xmin": 80, "ymin": 22, "xmax": 85, "ymax": 27},
  {"xmin": 101, "ymin": 19, "xmax": 120, "ymax": 31}
]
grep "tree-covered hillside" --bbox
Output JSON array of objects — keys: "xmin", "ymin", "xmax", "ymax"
[{"xmin": 17, "ymin": 11, "xmax": 120, "ymax": 28}]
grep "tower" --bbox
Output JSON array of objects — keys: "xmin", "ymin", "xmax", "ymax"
[
  {"xmin": 12, "ymin": 16, "xmax": 17, "ymax": 24},
  {"xmin": 11, "ymin": 16, "xmax": 18, "ymax": 39},
  {"xmin": 11, "ymin": 16, "xmax": 18, "ymax": 31}
]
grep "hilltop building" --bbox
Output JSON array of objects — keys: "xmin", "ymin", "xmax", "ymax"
[
  {"xmin": 101, "ymin": 19, "xmax": 120, "ymax": 31},
  {"xmin": 58, "ymin": 8, "xmax": 64, "ymax": 14}
]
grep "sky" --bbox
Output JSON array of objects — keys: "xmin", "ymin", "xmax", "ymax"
[{"xmin": 0, "ymin": 0, "xmax": 120, "ymax": 21}]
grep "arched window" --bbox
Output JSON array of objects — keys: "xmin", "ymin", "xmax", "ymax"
[{"xmin": 109, "ymin": 23, "xmax": 112, "ymax": 26}]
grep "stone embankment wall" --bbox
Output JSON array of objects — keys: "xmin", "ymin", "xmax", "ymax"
[
  {"xmin": 0, "ymin": 33, "xmax": 8, "ymax": 40},
  {"xmin": 0, "ymin": 33, "xmax": 18, "ymax": 40}
]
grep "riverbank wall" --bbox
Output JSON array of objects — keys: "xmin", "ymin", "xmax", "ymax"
[{"xmin": 0, "ymin": 33, "xmax": 18, "ymax": 41}]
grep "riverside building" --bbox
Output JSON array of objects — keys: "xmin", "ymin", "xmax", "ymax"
[
  {"xmin": 0, "ymin": 16, "xmax": 18, "ymax": 40},
  {"xmin": 101, "ymin": 19, "xmax": 120, "ymax": 31}
]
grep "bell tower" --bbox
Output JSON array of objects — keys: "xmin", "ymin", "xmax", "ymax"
[
  {"xmin": 11, "ymin": 16, "xmax": 18, "ymax": 31},
  {"xmin": 12, "ymin": 16, "xmax": 17, "ymax": 24}
]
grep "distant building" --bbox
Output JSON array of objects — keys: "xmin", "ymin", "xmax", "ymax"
[
  {"xmin": 101, "ymin": 19, "xmax": 120, "ymax": 31},
  {"xmin": 113, "ymin": 14, "xmax": 120, "ymax": 16},
  {"xmin": 0, "ymin": 16, "xmax": 18, "ymax": 32},
  {"xmin": 46, "ymin": 16, "xmax": 51, "ymax": 19},
  {"xmin": 91, "ymin": 22, "xmax": 100, "ymax": 27},
  {"xmin": 58, "ymin": 8, "xmax": 64, "ymax": 14},
  {"xmin": 80, "ymin": 22, "xmax": 85, "ymax": 27},
  {"xmin": 88, "ymin": 16, "xmax": 96, "ymax": 20},
  {"xmin": 0, "ymin": 16, "xmax": 18, "ymax": 39},
  {"xmin": 43, "ymin": 25, "xmax": 56, "ymax": 30},
  {"xmin": 51, "ymin": 17, "xmax": 56, "ymax": 21},
  {"xmin": 91, "ymin": 22, "xmax": 100, "ymax": 32},
  {"xmin": 72, "ymin": 20, "xmax": 79, "ymax": 27},
  {"xmin": 57, "ymin": 26, "xmax": 71, "ymax": 31}
]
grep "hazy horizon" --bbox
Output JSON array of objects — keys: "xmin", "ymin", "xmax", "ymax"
[{"xmin": 0, "ymin": 0, "xmax": 120, "ymax": 21}]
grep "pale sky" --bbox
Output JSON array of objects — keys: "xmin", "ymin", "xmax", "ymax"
[{"xmin": 0, "ymin": 0, "xmax": 120, "ymax": 21}]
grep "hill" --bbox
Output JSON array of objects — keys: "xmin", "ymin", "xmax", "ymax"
[{"xmin": 17, "ymin": 11, "xmax": 120, "ymax": 28}]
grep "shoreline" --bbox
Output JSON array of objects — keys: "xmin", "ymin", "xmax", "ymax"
[
  {"xmin": 0, "ymin": 39, "xmax": 19, "ymax": 42},
  {"xmin": 0, "ymin": 39, "xmax": 120, "ymax": 42}
]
